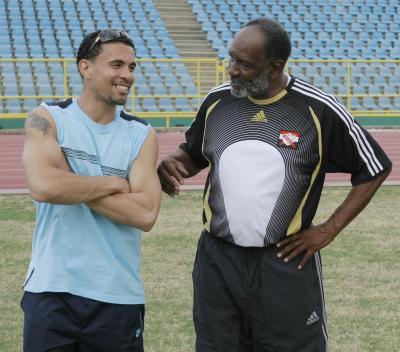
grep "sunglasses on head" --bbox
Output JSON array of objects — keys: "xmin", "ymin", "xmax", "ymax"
[{"xmin": 87, "ymin": 29, "xmax": 132, "ymax": 53}]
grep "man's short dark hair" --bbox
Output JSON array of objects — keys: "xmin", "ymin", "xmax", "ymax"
[
  {"xmin": 76, "ymin": 29, "xmax": 135, "ymax": 65},
  {"xmin": 245, "ymin": 18, "xmax": 291, "ymax": 64}
]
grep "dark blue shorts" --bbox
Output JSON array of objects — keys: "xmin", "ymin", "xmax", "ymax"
[{"xmin": 21, "ymin": 291, "xmax": 145, "ymax": 352}]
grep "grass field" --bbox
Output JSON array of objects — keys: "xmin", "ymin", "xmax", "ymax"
[{"xmin": 0, "ymin": 187, "xmax": 399, "ymax": 352}]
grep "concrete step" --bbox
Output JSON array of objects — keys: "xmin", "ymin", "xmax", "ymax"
[
  {"xmin": 178, "ymin": 51, "xmax": 215, "ymax": 57},
  {"xmin": 152, "ymin": 0, "xmax": 219, "ymax": 94},
  {"xmin": 177, "ymin": 41, "xmax": 214, "ymax": 47},
  {"xmin": 171, "ymin": 34, "xmax": 207, "ymax": 40}
]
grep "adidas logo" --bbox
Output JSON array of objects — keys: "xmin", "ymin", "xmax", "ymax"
[
  {"xmin": 250, "ymin": 110, "xmax": 267, "ymax": 122},
  {"xmin": 306, "ymin": 311, "xmax": 320, "ymax": 326}
]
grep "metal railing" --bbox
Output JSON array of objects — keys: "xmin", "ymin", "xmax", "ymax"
[
  {"xmin": 0, "ymin": 58, "xmax": 399, "ymax": 127},
  {"xmin": 285, "ymin": 59, "xmax": 400, "ymax": 117}
]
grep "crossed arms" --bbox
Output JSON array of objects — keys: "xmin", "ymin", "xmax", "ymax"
[{"xmin": 23, "ymin": 106, "xmax": 161, "ymax": 231}]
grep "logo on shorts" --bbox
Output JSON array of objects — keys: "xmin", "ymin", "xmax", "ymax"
[
  {"xmin": 136, "ymin": 328, "xmax": 142, "ymax": 337},
  {"xmin": 278, "ymin": 130, "xmax": 300, "ymax": 149},
  {"xmin": 306, "ymin": 311, "xmax": 320, "ymax": 326}
]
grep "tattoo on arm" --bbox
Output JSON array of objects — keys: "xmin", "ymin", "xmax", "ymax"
[{"xmin": 29, "ymin": 113, "xmax": 52, "ymax": 135}]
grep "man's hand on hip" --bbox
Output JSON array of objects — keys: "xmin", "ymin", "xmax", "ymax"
[{"xmin": 276, "ymin": 224, "xmax": 336, "ymax": 270}]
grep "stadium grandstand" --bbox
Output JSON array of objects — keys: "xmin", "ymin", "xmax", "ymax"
[{"xmin": 0, "ymin": 0, "xmax": 399, "ymax": 127}]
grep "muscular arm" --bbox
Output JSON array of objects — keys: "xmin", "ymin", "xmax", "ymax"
[
  {"xmin": 23, "ymin": 106, "xmax": 129, "ymax": 204},
  {"xmin": 276, "ymin": 168, "xmax": 391, "ymax": 270},
  {"xmin": 86, "ymin": 130, "xmax": 162, "ymax": 231},
  {"xmin": 157, "ymin": 148, "xmax": 201, "ymax": 196}
]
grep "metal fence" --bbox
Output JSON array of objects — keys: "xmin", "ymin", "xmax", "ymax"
[{"xmin": 0, "ymin": 58, "xmax": 399, "ymax": 127}]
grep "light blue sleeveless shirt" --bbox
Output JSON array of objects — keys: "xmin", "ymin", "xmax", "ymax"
[{"xmin": 23, "ymin": 98, "xmax": 150, "ymax": 304}]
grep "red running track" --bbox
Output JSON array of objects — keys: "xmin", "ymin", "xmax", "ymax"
[{"xmin": 0, "ymin": 130, "xmax": 399, "ymax": 193}]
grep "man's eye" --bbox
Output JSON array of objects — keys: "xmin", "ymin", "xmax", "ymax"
[{"xmin": 242, "ymin": 63, "xmax": 253, "ymax": 70}]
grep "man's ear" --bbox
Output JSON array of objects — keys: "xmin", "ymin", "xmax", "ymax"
[
  {"xmin": 78, "ymin": 59, "xmax": 92, "ymax": 80},
  {"xmin": 270, "ymin": 59, "xmax": 286, "ymax": 78}
]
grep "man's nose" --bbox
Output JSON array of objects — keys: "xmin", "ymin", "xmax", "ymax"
[
  {"xmin": 120, "ymin": 66, "xmax": 134, "ymax": 81},
  {"xmin": 228, "ymin": 60, "xmax": 240, "ymax": 77}
]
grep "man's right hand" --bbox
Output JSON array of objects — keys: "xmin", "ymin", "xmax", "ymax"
[
  {"xmin": 112, "ymin": 176, "xmax": 131, "ymax": 194},
  {"xmin": 157, "ymin": 157, "xmax": 189, "ymax": 196}
]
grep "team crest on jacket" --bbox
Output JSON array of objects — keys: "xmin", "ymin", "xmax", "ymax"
[{"xmin": 278, "ymin": 130, "xmax": 300, "ymax": 149}]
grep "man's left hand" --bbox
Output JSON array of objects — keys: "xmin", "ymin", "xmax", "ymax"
[{"xmin": 276, "ymin": 224, "xmax": 336, "ymax": 270}]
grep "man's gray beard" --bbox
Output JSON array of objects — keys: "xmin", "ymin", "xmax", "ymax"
[{"xmin": 230, "ymin": 71, "xmax": 270, "ymax": 98}]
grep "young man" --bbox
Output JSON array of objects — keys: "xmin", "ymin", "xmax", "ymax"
[
  {"xmin": 157, "ymin": 18, "xmax": 392, "ymax": 351},
  {"xmin": 21, "ymin": 29, "xmax": 161, "ymax": 351}
]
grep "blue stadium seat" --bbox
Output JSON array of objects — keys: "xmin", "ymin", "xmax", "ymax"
[
  {"xmin": 368, "ymin": 85, "xmax": 381, "ymax": 96},
  {"xmin": 318, "ymin": 47, "xmax": 332, "ymax": 60},
  {"xmin": 14, "ymin": 45, "xmax": 29, "ymax": 57},
  {"xmin": 165, "ymin": 46, "xmax": 178, "ymax": 58},
  {"xmin": 21, "ymin": 83, "xmax": 36, "ymax": 96},
  {"xmin": 350, "ymin": 97, "xmax": 362, "ymax": 109},
  {"xmin": 349, "ymin": 5, "xmax": 361, "ymax": 15},
  {"xmin": 360, "ymin": 5, "xmax": 372, "ymax": 15},
  {"xmin": 383, "ymin": 84, "xmax": 397, "ymax": 95},
  {"xmin": 378, "ymin": 97, "xmax": 393, "ymax": 109},
  {"xmin": 297, "ymin": 22, "xmax": 308, "ymax": 33},
  {"xmin": 290, "ymin": 48, "xmax": 302, "ymax": 59},
  {"xmin": 352, "ymin": 85, "xmax": 367, "ymax": 95},
  {"xmin": 284, "ymin": 22, "xmax": 296, "ymax": 32},
  {"xmin": 360, "ymin": 47, "xmax": 374, "ymax": 60},
  {"xmin": 350, "ymin": 22, "xmax": 362, "ymax": 32},
  {"xmin": 2, "ymin": 0, "xmax": 398, "ymax": 115},
  {"xmin": 380, "ymin": 14, "xmax": 393, "ymax": 25},
  {"xmin": 158, "ymin": 97, "xmax": 174, "ymax": 111},
  {"xmin": 332, "ymin": 47, "xmax": 347, "ymax": 60},
  {"xmin": 5, "ymin": 99, "xmax": 22, "ymax": 113},
  {"xmin": 331, "ymin": 31, "xmax": 343, "ymax": 43},
  {"xmin": 21, "ymin": 99, "xmax": 40, "ymax": 112},
  {"xmin": 363, "ymin": 97, "xmax": 377, "ymax": 110},
  {"xmin": 337, "ymin": 22, "xmax": 348, "ymax": 32},
  {"xmin": 168, "ymin": 84, "xmax": 183, "ymax": 96},
  {"xmin": 287, "ymin": 63, "xmax": 302, "ymax": 77},
  {"xmin": 3, "ymin": 76, "xmax": 19, "ymax": 94},
  {"xmin": 134, "ymin": 83, "xmax": 151, "ymax": 96},
  {"xmin": 36, "ymin": 77, "xmax": 53, "ymax": 96},
  {"xmin": 142, "ymin": 97, "xmax": 158, "ymax": 112},
  {"xmin": 375, "ymin": 48, "xmax": 390, "ymax": 60},
  {"xmin": 388, "ymin": 76, "xmax": 400, "ymax": 91},
  {"xmin": 389, "ymin": 47, "xmax": 400, "ymax": 58},
  {"xmin": 185, "ymin": 85, "xmax": 198, "ymax": 95},
  {"xmin": 312, "ymin": 76, "xmax": 327, "ymax": 88},
  {"xmin": 389, "ymin": 22, "xmax": 400, "ymax": 33},
  {"xmin": 175, "ymin": 97, "xmax": 192, "ymax": 111}
]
